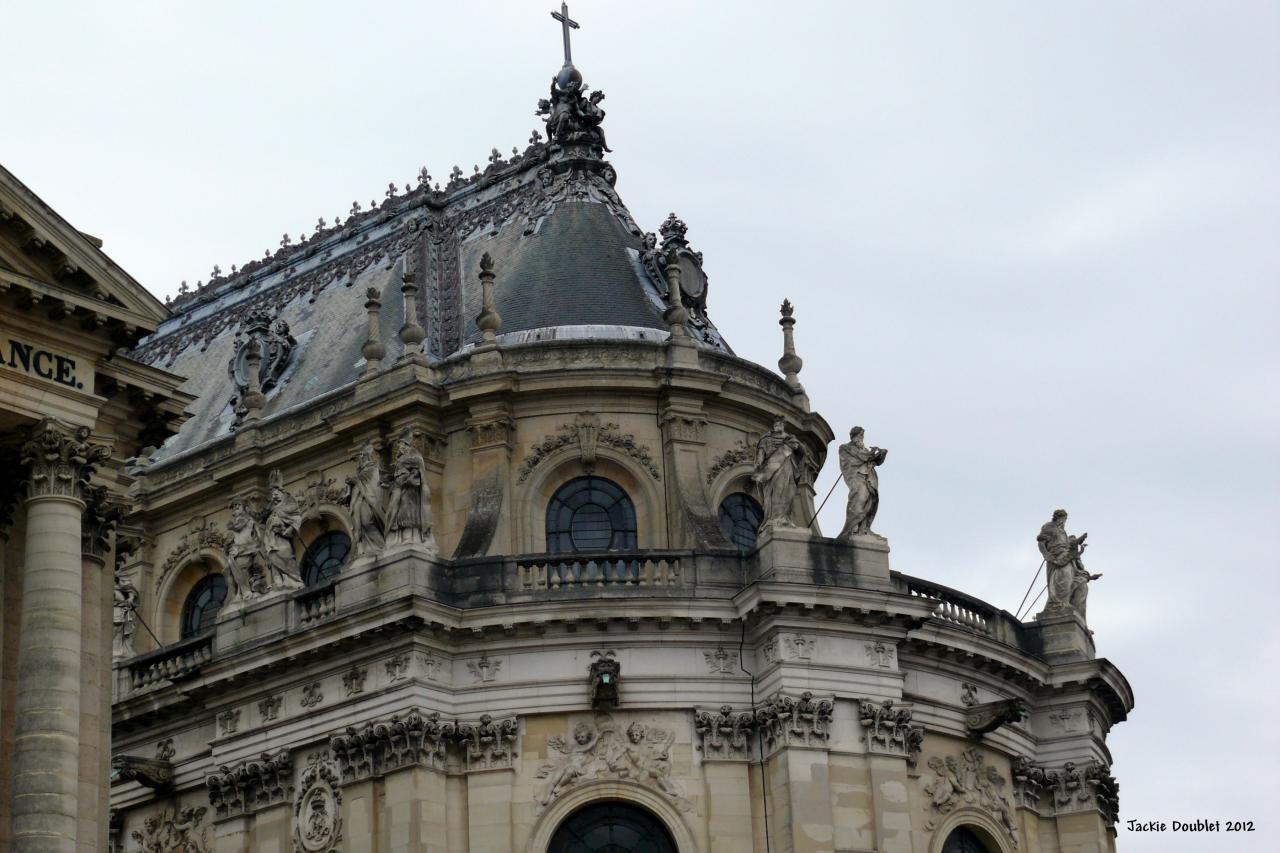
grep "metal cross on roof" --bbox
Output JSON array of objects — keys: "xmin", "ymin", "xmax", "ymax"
[{"xmin": 551, "ymin": 2, "xmax": 579, "ymax": 66}]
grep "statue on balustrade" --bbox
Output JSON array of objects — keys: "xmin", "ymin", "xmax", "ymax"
[
  {"xmin": 262, "ymin": 470, "xmax": 305, "ymax": 592},
  {"xmin": 223, "ymin": 469, "xmax": 305, "ymax": 604},
  {"xmin": 838, "ymin": 426, "xmax": 888, "ymax": 539},
  {"xmin": 343, "ymin": 438, "xmax": 386, "ymax": 556},
  {"xmin": 1037, "ymin": 509, "xmax": 1102, "ymax": 621},
  {"xmin": 385, "ymin": 427, "xmax": 437, "ymax": 553},
  {"xmin": 112, "ymin": 569, "xmax": 140, "ymax": 660},
  {"xmin": 752, "ymin": 418, "xmax": 805, "ymax": 530}
]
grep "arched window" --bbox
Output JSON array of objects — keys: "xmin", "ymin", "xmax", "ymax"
[
  {"xmin": 180, "ymin": 574, "xmax": 228, "ymax": 639},
  {"xmin": 718, "ymin": 492, "xmax": 763, "ymax": 552},
  {"xmin": 547, "ymin": 801, "xmax": 677, "ymax": 853},
  {"xmin": 546, "ymin": 476, "xmax": 637, "ymax": 554},
  {"xmin": 942, "ymin": 826, "xmax": 992, "ymax": 853},
  {"xmin": 301, "ymin": 531, "xmax": 351, "ymax": 586}
]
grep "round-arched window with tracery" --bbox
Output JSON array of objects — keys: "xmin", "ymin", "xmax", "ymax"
[
  {"xmin": 301, "ymin": 531, "xmax": 351, "ymax": 587},
  {"xmin": 718, "ymin": 492, "xmax": 763, "ymax": 552},
  {"xmin": 546, "ymin": 476, "xmax": 637, "ymax": 554},
  {"xmin": 547, "ymin": 801, "xmax": 677, "ymax": 853},
  {"xmin": 180, "ymin": 574, "xmax": 228, "ymax": 639}
]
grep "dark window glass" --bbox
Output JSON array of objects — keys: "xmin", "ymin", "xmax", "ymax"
[
  {"xmin": 546, "ymin": 476, "xmax": 637, "ymax": 554},
  {"xmin": 547, "ymin": 801, "xmax": 677, "ymax": 853},
  {"xmin": 718, "ymin": 492, "xmax": 764, "ymax": 552},
  {"xmin": 942, "ymin": 827, "xmax": 992, "ymax": 853},
  {"xmin": 301, "ymin": 531, "xmax": 351, "ymax": 587},
  {"xmin": 180, "ymin": 574, "xmax": 228, "ymax": 639}
]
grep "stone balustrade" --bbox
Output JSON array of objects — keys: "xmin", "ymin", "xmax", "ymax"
[
  {"xmin": 125, "ymin": 633, "xmax": 213, "ymax": 693},
  {"xmin": 515, "ymin": 551, "xmax": 686, "ymax": 591},
  {"xmin": 296, "ymin": 582, "xmax": 337, "ymax": 625}
]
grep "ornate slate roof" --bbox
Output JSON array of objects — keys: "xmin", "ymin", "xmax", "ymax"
[{"xmin": 130, "ymin": 63, "xmax": 729, "ymax": 458}]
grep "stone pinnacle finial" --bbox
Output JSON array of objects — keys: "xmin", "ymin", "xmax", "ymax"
[
  {"xmin": 361, "ymin": 287, "xmax": 386, "ymax": 376},
  {"xmin": 661, "ymin": 248, "xmax": 689, "ymax": 337},
  {"xmin": 398, "ymin": 267, "xmax": 427, "ymax": 356},
  {"xmin": 240, "ymin": 337, "xmax": 267, "ymax": 420},
  {"xmin": 778, "ymin": 299, "xmax": 804, "ymax": 394},
  {"xmin": 476, "ymin": 253, "xmax": 502, "ymax": 345}
]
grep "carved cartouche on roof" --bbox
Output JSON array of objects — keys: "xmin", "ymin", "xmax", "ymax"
[
  {"xmin": 227, "ymin": 311, "xmax": 295, "ymax": 421},
  {"xmin": 641, "ymin": 213, "xmax": 721, "ymax": 346}
]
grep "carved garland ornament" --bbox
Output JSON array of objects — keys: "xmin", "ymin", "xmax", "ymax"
[
  {"xmin": 858, "ymin": 698, "xmax": 925, "ymax": 769},
  {"xmin": 131, "ymin": 804, "xmax": 210, "ymax": 853},
  {"xmin": 1010, "ymin": 757, "xmax": 1120, "ymax": 825},
  {"xmin": 517, "ymin": 412, "xmax": 660, "ymax": 483}
]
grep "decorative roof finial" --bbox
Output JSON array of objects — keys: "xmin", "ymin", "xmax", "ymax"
[
  {"xmin": 551, "ymin": 2, "xmax": 580, "ymax": 72},
  {"xmin": 361, "ymin": 287, "xmax": 386, "ymax": 376},
  {"xmin": 476, "ymin": 253, "xmax": 502, "ymax": 345},
  {"xmin": 778, "ymin": 300, "xmax": 807, "ymax": 404},
  {"xmin": 399, "ymin": 266, "xmax": 427, "ymax": 357}
]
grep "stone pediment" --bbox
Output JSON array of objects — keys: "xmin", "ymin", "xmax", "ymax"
[{"xmin": 0, "ymin": 163, "xmax": 169, "ymax": 332}]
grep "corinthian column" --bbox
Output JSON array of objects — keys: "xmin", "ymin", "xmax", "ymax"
[{"xmin": 10, "ymin": 418, "xmax": 109, "ymax": 853}]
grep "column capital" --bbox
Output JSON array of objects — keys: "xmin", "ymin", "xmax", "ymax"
[
  {"xmin": 19, "ymin": 417, "xmax": 111, "ymax": 503},
  {"xmin": 82, "ymin": 484, "xmax": 127, "ymax": 560}
]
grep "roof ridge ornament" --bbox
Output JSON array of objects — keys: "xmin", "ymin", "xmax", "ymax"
[{"xmin": 537, "ymin": 3, "xmax": 610, "ymax": 155}]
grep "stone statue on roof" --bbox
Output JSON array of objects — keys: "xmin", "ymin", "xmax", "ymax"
[
  {"xmin": 752, "ymin": 419, "xmax": 805, "ymax": 530},
  {"xmin": 537, "ymin": 72, "xmax": 610, "ymax": 153},
  {"xmin": 385, "ymin": 428, "xmax": 437, "ymax": 554},
  {"xmin": 1037, "ymin": 509, "xmax": 1102, "ymax": 621},
  {"xmin": 838, "ymin": 427, "xmax": 888, "ymax": 539}
]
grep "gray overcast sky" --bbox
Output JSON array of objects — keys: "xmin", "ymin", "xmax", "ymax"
[{"xmin": 5, "ymin": 1, "xmax": 1278, "ymax": 848}]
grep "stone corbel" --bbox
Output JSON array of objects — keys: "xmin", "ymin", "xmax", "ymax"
[
  {"xmin": 204, "ymin": 749, "xmax": 293, "ymax": 820},
  {"xmin": 110, "ymin": 754, "xmax": 174, "ymax": 790},
  {"xmin": 965, "ymin": 699, "xmax": 1028, "ymax": 740}
]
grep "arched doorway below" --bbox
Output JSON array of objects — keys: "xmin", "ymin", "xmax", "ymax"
[
  {"xmin": 942, "ymin": 826, "xmax": 992, "ymax": 853},
  {"xmin": 547, "ymin": 800, "xmax": 677, "ymax": 853}
]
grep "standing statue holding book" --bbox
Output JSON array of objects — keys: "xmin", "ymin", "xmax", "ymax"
[
  {"xmin": 838, "ymin": 427, "xmax": 888, "ymax": 539},
  {"xmin": 1036, "ymin": 509, "xmax": 1102, "ymax": 621}
]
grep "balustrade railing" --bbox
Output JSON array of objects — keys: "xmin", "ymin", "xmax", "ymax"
[
  {"xmin": 515, "ymin": 551, "xmax": 687, "ymax": 592},
  {"xmin": 126, "ymin": 633, "xmax": 214, "ymax": 693},
  {"xmin": 900, "ymin": 575, "xmax": 996, "ymax": 635},
  {"xmin": 296, "ymin": 582, "xmax": 337, "ymax": 625}
]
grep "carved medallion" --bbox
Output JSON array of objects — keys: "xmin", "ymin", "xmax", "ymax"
[{"xmin": 294, "ymin": 760, "xmax": 343, "ymax": 853}]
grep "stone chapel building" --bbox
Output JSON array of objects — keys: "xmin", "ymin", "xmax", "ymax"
[{"xmin": 9, "ymin": 11, "xmax": 1133, "ymax": 853}]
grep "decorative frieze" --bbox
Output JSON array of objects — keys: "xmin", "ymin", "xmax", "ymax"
[
  {"xmin": 455, "ymin": 713, "xmax": 520, "ymax": 771},
  {"xmin": 960, "ymin": 682, "xmax": 979, "ymax": 706},
  {"xmin": 259, "ymin": 695, "xmax": 283, "ymax": 722},
  {"xmin": 329, "ymin": 709, "xmax": 518, "ymax": 780},
  {"xmin": 921, "ymin": 749, "xmax": 1019, "ymax": 846},
  {"xmin": 1008, "ymin": 757, "xmax": 1119, "ymax": 825},
  {"xmin": 342, "ymin": 667, "xmax": 367, "ymax": 697},
  {"xmin": 468, "ymin": 418, "xmax": 514, "ymax": 449},
  {"xmin": 864, "ymin": 641, "xmax": 895, "ymax": 668},
  {"xmin": 205, "ymin": 749, "xmax": 293, "ymax": 819},
  {"xmin": 301, "ymin": 683, "xmax": 324, "ymax": 708},
  {"xmin": 858, "ymin": 699, "xmax": 924, "ymax": 768},
  {"xmin": 536, "ymin": 714, "xmax": 689, "ymax": 812},
  {"xmin": 420, "ymin": 652, "xmax": 445, "ymax": 681},
  {"xmin": 694, "ymin": 705, "xmax": 757, "ymax": 761},
  {"xmin": 467, "ymin": 653, "xmax": 502, "ymax": 683},
  {"xmin": 385, "ymin": 653, "xmax": 411, "ymax": 682},
  {"xmin": 704, "ymin": 645, "xmax": 739, "ymax": 674},
  {"xmin": 217, "ymin": 709, "xmax": 240, "ymax": 736},
  {"xmin": 695, "ymin": 692, "xmax": 834, "ymax": 760},
  {"xmin": 294, "ymin": 757, "xmax": 343, "ymax": 853}
]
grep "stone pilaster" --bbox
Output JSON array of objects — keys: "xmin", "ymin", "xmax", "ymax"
[{"xmin": 10, "ymin": 418, "xmax": 109, "ymax": 852}]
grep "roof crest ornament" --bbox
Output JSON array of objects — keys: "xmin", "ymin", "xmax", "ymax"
[{"xmin": 537, "ymin": 3, "xmax": 609, "ymax": 155}]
